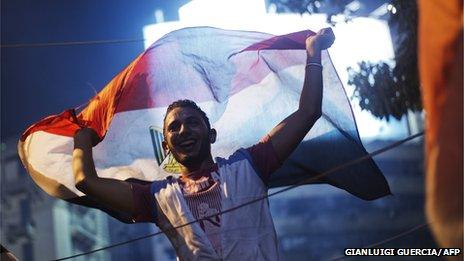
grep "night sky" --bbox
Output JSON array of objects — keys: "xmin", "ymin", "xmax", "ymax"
[{"xmin": 1, "ymin": 0, "xmax": 187, "ymax": 140}]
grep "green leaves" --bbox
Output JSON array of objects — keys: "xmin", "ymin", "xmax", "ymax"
[{"xmin": 348, "ymin": 61, "xmax": 421, "ymax": 122}]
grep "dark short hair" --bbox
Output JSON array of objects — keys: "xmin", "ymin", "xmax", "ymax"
[{"xmin": 163, "ymin": 99, "xmax": 211, "ymax": 131}]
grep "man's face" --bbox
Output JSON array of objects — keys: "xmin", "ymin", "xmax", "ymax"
[{"xmin": 163, "ymin": 107, "xmax": 213, "ymax": 166}]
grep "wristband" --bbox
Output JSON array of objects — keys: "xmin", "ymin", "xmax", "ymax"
[{"xmin": 306, "ymin": 63, "xmax": 323, "ymax": 69}]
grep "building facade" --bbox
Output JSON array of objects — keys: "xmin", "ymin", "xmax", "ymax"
[{"xmin": 1, "ymin": 137, "xmax": 110, "ymax": 261}]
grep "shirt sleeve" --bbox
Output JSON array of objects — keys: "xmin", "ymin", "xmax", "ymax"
[
  {"xmin": 246, "ymin": 135, "xmax": 282, "ymax": 184},
  {"xmin": 131, "ymin": 182, "xmax": 157, "ymax": 223}
]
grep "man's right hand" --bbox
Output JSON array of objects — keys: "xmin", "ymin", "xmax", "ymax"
[
  {"xmin": 72, "ymin": 127, "xmax": 136, "ymax": 216},
  {"xmin": 74, "ymin": 127, "xmax": 101, "ymax": 147}
]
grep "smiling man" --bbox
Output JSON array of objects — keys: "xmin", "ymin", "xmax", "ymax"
[{"xmin": 73, "ymin": 27, "xmax": 335, "ymax": 260}]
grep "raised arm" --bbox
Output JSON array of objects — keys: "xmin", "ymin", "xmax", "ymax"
[
  {"xmin": 73, "ymin": 128, "xmax": 135, "ymax": 215},
  {"xmin": 268, "ymin": 28, "xmax": 335, "ymax": 162}
]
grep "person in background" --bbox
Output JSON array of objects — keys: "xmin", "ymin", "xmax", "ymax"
[{"xmin": 418, "ymin": 0, "xmax": 463, "ymax": 254}]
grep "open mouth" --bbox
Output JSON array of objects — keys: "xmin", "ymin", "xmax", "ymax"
[{"xmin": 178, "ymin": 138, "xmax": 197, "ymax": 151}]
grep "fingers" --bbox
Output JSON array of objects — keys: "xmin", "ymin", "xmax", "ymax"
[
  {"xmin": 319, "ymin": 28, "xmax": 335, "ymax": 42},
  {"xmin": 305, "ymin": 27, "xmax": 335, "ymax": 56},
  {"xmin": 74, "ymin": 128, "xmax": 101, "ymax": 146},
  {"xmin": 318, "ymin": 27, "xmax": 333, "ymax": 36},
  {"xmin": 317, "ymin": 27, "xmax": 335, "ymax": 49}
]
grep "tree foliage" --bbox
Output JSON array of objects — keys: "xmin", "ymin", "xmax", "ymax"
[
  {"xmin": 271, "ymin": 0, "xmax": 422, "ymax": 121},
  {"xmin": 271, "ymin": 0, "xmax": 354, "ymax": 24}
]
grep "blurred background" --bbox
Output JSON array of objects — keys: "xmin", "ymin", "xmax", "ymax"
[{"xmin": 1, "ymin": 0, "xmax": 435, "ymax": 260}]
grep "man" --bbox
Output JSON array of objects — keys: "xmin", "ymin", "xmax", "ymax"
[
  {"xmin": 73, "ymin": 28, "xmax": 335, "ymax": 260},
  {"xmin": 0, "ymin": 245, "xmax": 18, "ymax": 261}
]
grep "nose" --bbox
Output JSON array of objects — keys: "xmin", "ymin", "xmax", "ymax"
[{"xmin": 178, "ymin": 123, "xmax": 191, "ymax": 136}]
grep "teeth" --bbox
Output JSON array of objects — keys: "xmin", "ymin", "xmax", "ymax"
[{"xmin": 180, "ymin": 139, "xmax": 195, "ymax": 146}]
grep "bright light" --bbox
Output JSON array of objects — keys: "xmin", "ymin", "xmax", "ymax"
[
  {"xmin": 143, "ymin": 21, "xmax": 185, "ymax": 49},
  {"xmin": 346, "ymin": 0, "xmax": 361, "ymax": 12},
  {"xmin": 387, "ymin": 4, "xmax": 397, "ymax": 14},
  {"xmin": 143, "ymin": 0, "xmax": 403, "ymax": 139},
  {"xmin": 179, "ymin": 0, "xmax": 266, "ymax": 26},
  {"xmin": 154, "ymin": 9, "xmax": 164, "ymax": 23},
  {"xmin": 268, "ymin": 3, "xmax": 277, "ymax": 14},
  {"xmin": 370, "ymin": 3, "xmax": 388, "ymax": 18}
]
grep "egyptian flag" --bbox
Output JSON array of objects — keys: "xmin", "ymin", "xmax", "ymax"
[{"xmin": 18, "ymin": 27, "xmax": 390, "ymax": 223}]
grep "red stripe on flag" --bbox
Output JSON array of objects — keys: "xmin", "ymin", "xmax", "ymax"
[
  {"xmin": 21, "ymin": 30, "xmax": 314, "ymax": 141},
  {"xmin": 20, "ymin": 109, "xmax": 83, "ymax": 141}
]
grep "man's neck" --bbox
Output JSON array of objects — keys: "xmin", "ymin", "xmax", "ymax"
[{"xmin": 179, "ymin": 156, "xmax": 215, "ymax": 179}]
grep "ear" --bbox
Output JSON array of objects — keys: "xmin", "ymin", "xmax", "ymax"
[
  {"xmin": 209, "ymin": 128, "xmax": 217, "ymax": 144},
  {"xmin": 162, "ymin": 140, "xmax": 169, "ymax": 154}
]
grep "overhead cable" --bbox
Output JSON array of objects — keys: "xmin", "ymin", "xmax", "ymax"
[
  {"xmin": 53, "ymin": 131, "xmax": 424, "ymax": 261},
  {"xmin": 1, "ymin": 38, "xmax": 146, "ymax": 48}
]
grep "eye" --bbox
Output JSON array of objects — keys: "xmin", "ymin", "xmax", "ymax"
[
  {"xmin": 168, "ymin": 122, "xmax": 180, "ymax": 132},
  {"xmin": 184, "ymin": 117, "xmax": 201, "ymax": 127},
  {"xmin": 188, "ymin": 118, "xmax": 200, "ymax": 126}
]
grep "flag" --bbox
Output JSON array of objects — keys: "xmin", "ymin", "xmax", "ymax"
[{"xmin": 18, "ymin": 27, "xmax": 390, "ymax": 223}]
